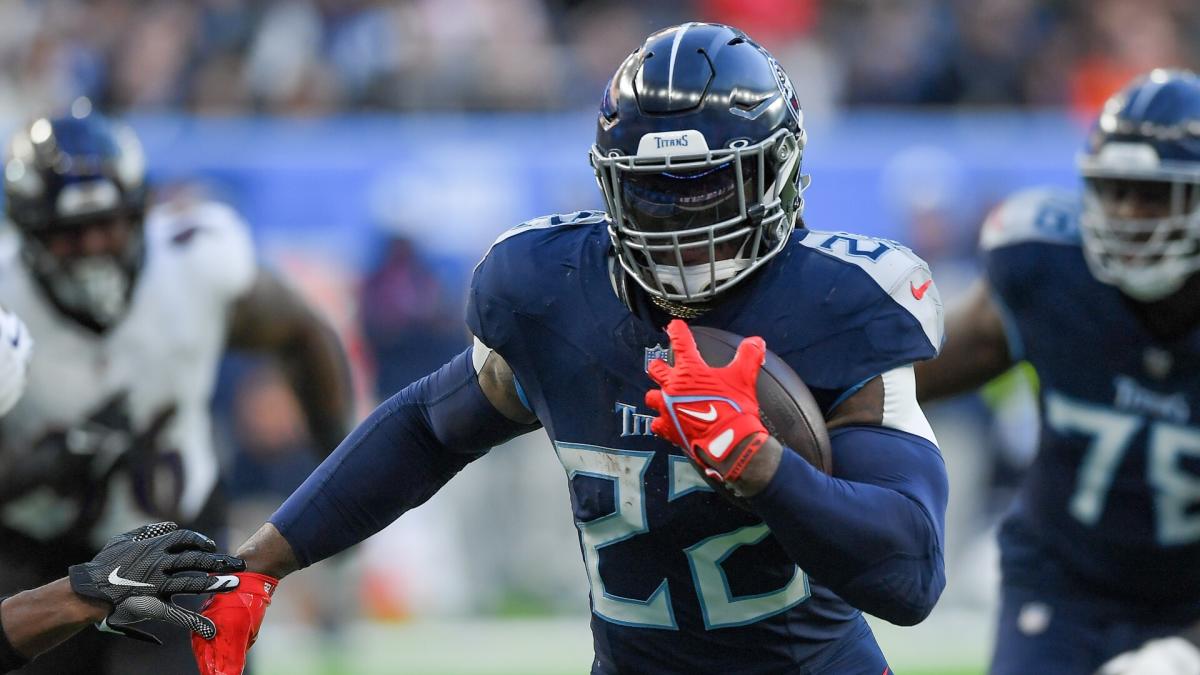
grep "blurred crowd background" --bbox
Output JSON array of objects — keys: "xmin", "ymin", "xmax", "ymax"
[
  {"xmin": 0, "ymin": 0, "xmax": 1197, "ymax": 118},
  {"xmin": 1, "ymin": 0, "xmax": 1190, "ymax": 672}
]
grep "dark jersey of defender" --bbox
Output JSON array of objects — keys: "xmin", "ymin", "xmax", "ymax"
[
  {"xmin": 985, "ymin": 187, "xmax": 1200, "ymax": 609},
  {"xmin": 467, "ymin": 212, "xmax": 939, "ymax": 673}
]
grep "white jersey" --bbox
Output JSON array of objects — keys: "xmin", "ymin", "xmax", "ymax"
[{"xmin": 0, "ymin": 200, "xmax": 256, "ymax": 545}]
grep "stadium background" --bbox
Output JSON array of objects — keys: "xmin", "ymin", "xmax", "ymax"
[{"xmin": 2, "ymin": 0, "xmax": 1197, "ymax": 673}]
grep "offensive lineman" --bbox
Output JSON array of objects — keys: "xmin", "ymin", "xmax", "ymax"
[
  {"xmin": 0, "ymin": 109, "xmax": 353, "ymax": 674},
  {"xmin": 916, "ymin": 70, "xmax": 1200, "ymax": 675},
  {"xmin": 198, "ymin": 23, "xmax": 949, "ymax": 674}
]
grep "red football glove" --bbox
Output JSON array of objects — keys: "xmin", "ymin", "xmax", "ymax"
[
  {"xmin": 192, "ymin": 572, "xmax": 277, "ymax": 675},
  {"xmin": 644, "ymin": 319, "xmax": 769, "ymax": 483}
]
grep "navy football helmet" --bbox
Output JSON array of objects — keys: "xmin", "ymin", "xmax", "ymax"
[
  {"xmin": 591, "ymin": 23, "xmax": 809, "ymax": 307},
  {"xmin": 1078, "ymin": 69, "xmax": 1200, "ymax": 301},
  {"xmin": 4, "ymin": 106, "xmax": 148, "ymax": 331}
]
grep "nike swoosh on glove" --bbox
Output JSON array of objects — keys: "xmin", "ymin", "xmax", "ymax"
[
  {"xmin": 68, "ymin": 522, "xmax": 246, "ymax": 643},
  {"xmin": 192, "ymin": 572, "xmax": 277, "ymax": 675},
  {"xmin": 644, "ymin": 319, "xmax": 770, "ymax": 483}
]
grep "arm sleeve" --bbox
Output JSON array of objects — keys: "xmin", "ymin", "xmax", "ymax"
[
  {"xmin": 269, "ymin": 348, "xmax": 540, "ymax": 567},
  {"xmin": 748, "ymin": 425, "xmax": 948, "ymax": 626}
]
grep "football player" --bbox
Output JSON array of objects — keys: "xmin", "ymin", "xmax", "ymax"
[
  {"xmin": 199, "ymin": 23, "xmax": 949, "ymax": 674},
  {"xmin": 0, "ymin": 522, "xmax": 243, "ymax": 674},
  {"xmin": 0, "ymin": 110, "xmax": 353, "ymax": 674},
  {"xmin": 915, "ymin": 69, "xmax": 1200, "ymax": 675}
]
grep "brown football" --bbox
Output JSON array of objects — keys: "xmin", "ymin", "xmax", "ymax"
[{"xmin": 690, "ymin": 326, "xmax": 833, "ymax": 510}]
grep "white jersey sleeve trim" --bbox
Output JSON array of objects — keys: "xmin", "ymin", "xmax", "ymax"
[
  {"xmin": 471, "ymin": 336, "xmax": 492, "ymax": 374},
  {"xmin": 881, "ymin": 365, "xmax": 937, "ymax": 446},
  {"xmin": 799, "ymin": 231, "xmax": 944, "ymax": 355},
  {"xmin": 979, "ymin": 187, "xmax": 1081, "ymax": 252}
]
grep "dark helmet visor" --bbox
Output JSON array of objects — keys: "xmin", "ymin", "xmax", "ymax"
[{"xmin": 618, "ymin": 160, "xmax": 766, "ymax": 235}]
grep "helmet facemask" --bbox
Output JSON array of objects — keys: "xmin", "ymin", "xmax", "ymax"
[
  {"xmin": 592, "ymin": 127, "xmax": 807, "ymax": 303},
  {"xmin": 21, "ymin": 210, "xmax": 145, "ymax": 332},
  {"xmin": 1079, "ymin": 156, "xmax": 1200, "ymax": 302}
]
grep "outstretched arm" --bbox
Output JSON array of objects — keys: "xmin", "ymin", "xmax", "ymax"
[
  {"xmin": 236, "ymin": 339, "xmax": 537, "ymax": 577},
  {"xmin": 0, "ymin": 579, "xmax": 107, "ymax": 670},
  {"xmin": 914, "ymin": 279, "xmax": 1014, "ymax": 402},
  {"xmin": 196, "ymin": 342, "xmax": 538, "ymax": 674},
  {"xmin": 227, "ymin": 269, "xmax": 354, "ymax": 457},
  {"xmin": 0, "ymin": 523, "xmax": 243, "ymax": 674}
]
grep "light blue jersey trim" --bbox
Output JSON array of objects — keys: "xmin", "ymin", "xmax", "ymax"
[
  {"xmin": 512, "ymin": 375, "xmax": 532, "ymax": 413},
  {"xmin": 829, "ymin": 375, "xmax": 876, "ymax": 412}
]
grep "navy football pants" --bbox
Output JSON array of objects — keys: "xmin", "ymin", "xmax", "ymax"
[{"xmin": 991, "ymin": 561, "xmax": 1194, "ymax": 674}]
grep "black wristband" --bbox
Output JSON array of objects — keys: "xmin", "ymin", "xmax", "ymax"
[{"xmin": 0, "ymin": 597, "xmax": 30, "ymax": 673}]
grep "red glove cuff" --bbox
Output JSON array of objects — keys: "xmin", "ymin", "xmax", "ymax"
[
  {"xmin": 235, "ymin": 573, "xmax": 279, "ymax": 600},
  {"xmin": 192, "ymin": 572, "xmax": 279, "ymax": 675}
]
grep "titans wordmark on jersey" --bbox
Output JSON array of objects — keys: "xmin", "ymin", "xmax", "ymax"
[
  {"xmin": 467, "ymin": 211, "xmax": 942, "ymax": 673},
  {"xmin": 985, "ymin": 187, "xmax": 1200, "ymax": 604},
  {"xmin": 0, "ymin": 200, "xmax": 255, "ymax": 546}
]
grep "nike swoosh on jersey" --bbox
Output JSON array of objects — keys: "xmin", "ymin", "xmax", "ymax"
[
  {"xmin": 108, "ymin": 567, "xmax": 154, "ymax": 588},
  {"xmin": 678, "ymin": 404, "xmax": 719, "ymax": 422},
  {"xmin": 910, "ymin": 279, "xmax": 933, "ymax": 300}
]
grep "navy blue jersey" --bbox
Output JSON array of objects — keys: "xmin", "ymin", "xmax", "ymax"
[
  {"xmin": 985, "ymin": 188, "xmax": 1200, "ymax": 608},
  {"xmin": 467, "ymin": 212, "xmax": 942, "ymax": 673}
]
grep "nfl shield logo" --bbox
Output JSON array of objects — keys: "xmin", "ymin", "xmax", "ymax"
[{"xmin": 644, "ymin": 344, "xmax": 673, "ymax": 372}]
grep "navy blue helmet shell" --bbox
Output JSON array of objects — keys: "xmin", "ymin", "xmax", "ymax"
[
  {"xmin": 591, "ymin": 22, "xmax": 809, "ymax": 306},
  {"xmin": 5, "ymin": 108, "xmax": 147, "ymax": 232},
  {"xmin": 1086, "ymin": 69, "xmax": 1200, "ymax": 166},
  {"xmin": 595, "ymin": 23, "xmax": 802, "ymax": 156}
]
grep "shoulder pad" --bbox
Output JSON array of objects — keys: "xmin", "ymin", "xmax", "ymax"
[
  {"xmin": 477, "ymin": 210, "xmax": 607, "ymax": 268},
  {"xmin": 799, "ymin": 230, "xmax": 944, "ymax": 355},
  {"xmin": 468, "ymin": 210, "xmax": 606, "ymax": 348},
  {"xmin": 146, "ymin": 200, "xmax": 257, "ymax": 302},
  {"xmin": 979, "ymin": 187, "xmax": 1081, "ymax": 252}
]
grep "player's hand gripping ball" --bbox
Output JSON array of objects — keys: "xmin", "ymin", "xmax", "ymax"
[
  {"xmin": 645, "ymin": 320, "xmax": 833, "ymax": 509},
  {"xmin": 191, "ymin": 572, "xmax": 278, "ymax": 675},
  {"xmin": 646, "ymin": 320, "xmax": 771, "ymax": 483}
]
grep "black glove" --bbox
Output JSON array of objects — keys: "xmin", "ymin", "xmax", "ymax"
[
  {"xmin": 9, "ymin": 393, "xmax": 133, "ymax": 498},
  {"xmin": 68, "ymin": 522, "xmax": 245, "ymax": 644}
]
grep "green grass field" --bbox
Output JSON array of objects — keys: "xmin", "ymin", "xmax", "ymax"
[{"xmin": 253, "ymin": 610, "xmax": 990, "ymax": 675}]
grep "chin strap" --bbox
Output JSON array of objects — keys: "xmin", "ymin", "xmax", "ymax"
[{"xmin": 608, "ymin": 253, "xmax": 711, "ymax": 320}]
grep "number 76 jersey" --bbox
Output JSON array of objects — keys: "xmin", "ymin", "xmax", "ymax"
[{"xmin": 983, "ymin": 187, "xmax": 1200, "ymax": 603}]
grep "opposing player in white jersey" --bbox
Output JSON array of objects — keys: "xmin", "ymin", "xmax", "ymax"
[{"xmin": 0, "ymin": 110, "xmax": 352, "ymax": 674}]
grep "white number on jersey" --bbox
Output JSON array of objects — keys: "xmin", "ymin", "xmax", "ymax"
[
  {"xmin": 1047, "ymin": 390, "xmax": 1200, "ymax": 546},
  {"xmin": 555, "ymin": 441, "xmax": 810, "ymax": 630}
]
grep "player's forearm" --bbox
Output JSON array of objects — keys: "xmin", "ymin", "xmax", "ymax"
[
  {"xmin": 748, "ymin": 426, "xmax": 948, "ymax": 625},
  {"xmin": 283, "ymin": 319, "xmax": 354, "ymax": 457},
  {"xmin": 269, "ymin": 350, "xmax": 536, "ymax": 568},
  {"xmin": 236, "ymin": 524, "xmax": 301, "ymax": 579},
  {"xmin": 914, "ymin": 280, "xmax": 1014, "ymax": 402},
  {"xmin": 913, "ymin": 345, "xmax": 1011, "ymax": 402},
  {"xmin": 0, "ymin": 578, "xmax": 108, "ymax": 664}
]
